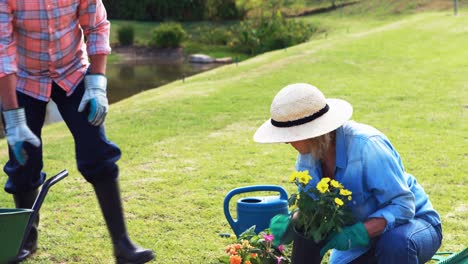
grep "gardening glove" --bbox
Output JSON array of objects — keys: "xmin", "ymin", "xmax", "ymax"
[
  {"xmin": 2, "ymin": 108, "xmax": 41, "ymax": 165},
  {"xmin": 320, "ymin": 222, "xmax": 369, "ymax": 257},
  {"xmin": 78, "ymin": 74, "xmax": 108, "ymax": 126},
  {"xmin": 270, "ymin": 214, "xmax": 296, "ymax": 247}
]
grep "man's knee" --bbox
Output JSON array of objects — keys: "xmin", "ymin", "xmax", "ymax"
[{"xmin": 77, "ymin": 161, "xmax": 119, "ymax": 184}]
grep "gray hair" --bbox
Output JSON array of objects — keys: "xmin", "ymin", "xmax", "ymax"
[{"xmin": 309, "ymin": 131, "xmax": 335, "ymax": 160}]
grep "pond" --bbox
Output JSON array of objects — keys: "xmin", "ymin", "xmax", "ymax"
[{"xmin": 106, "ymin": 58, "xmax": 222, "ymax": 104}]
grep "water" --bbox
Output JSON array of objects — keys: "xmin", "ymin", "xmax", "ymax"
[{"xmin": 106, "ymin": 59, "xmax": 221, "ymax": 104}]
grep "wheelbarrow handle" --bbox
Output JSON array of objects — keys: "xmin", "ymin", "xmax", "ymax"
[
  {"xmin": 31, "ymin": 170, "xmax": 69, "ymax": 213},
  {"xmin": 18, "ymin": 170, "xmax": 68, "ymax": 259}
]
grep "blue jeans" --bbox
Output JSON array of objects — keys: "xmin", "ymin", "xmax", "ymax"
[
  {"xmin": 331, "ymin": 218, "xmax": 443, "ymax": 264},
  {"xmin": 3, "ymin": 81, "xmax": 121, "ymax": 194}
]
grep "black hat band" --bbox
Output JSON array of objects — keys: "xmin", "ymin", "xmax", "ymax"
[{"xmin": 271, "ymin": 104, "xmax": 329, "ymax": 128}]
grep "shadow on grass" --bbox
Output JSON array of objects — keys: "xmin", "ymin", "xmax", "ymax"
[{"xmin": 287, "ymin": 1, "xmax": 360, "ymax": 17}]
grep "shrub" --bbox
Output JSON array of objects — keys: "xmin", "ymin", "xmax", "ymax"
[
  {"xmin": 117, "ymin": 24, "xmax": 135, "ymax": 46},
  {"xmin": 230, "ymin": 11, "xmax": 316, "ymax": 55},
  {"xmin": 149, "ymin": 23, "xmax": 187, "ymax": 48},
  {"xmin": 204, "ymin": 0, "xmax": 239, "ymax": 20},
  {"xmin": 197, "ymin": 27, "xmax": 233, "ymax": 45}
]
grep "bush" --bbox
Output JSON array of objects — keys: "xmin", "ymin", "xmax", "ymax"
[
  {"xmin": 195, "ymin": 26, "xmax": 233, "ymax": 45},
  {"xmin": 117, "ymin": 24, "xmax": 135, "ymax": 46},
  {"xmin": 149, "ymin": 23, "xmax": 187, "ymax": 48},
  {"xmin": 204, "ymin": 0, "xmax": 239, "ymax": 20},
  {"xmin": 230, "ymin": 11, "xmax": 316, "ymax": 55}
]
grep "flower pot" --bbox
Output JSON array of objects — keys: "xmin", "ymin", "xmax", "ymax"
[{"xmin": 291, "ymin": 226, "xmax": 325, "ymax": 264}]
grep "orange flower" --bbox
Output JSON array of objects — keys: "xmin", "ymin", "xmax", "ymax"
[
  {"xmin": 245, "ymin": 261, "xmax": 252, "ymax": 264},
  {"xmin": 229, "ymin": 255, "xmax": 242, "ymax": 264},
  {"xmin": 250, "ymin": 253, "xmax": 258, "ymax": 258}
]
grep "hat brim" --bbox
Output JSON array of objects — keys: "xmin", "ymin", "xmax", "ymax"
[{"xmin": 253, "ymin": 99, "xmax": 352, "ymax": 143}]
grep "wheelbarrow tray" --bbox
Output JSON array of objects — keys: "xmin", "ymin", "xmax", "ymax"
[{"xmin": 0, "ymin": 170, "xmax": 68, "ymax": 263}]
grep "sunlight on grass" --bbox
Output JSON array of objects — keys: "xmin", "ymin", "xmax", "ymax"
[{"xmin": 0, "ymin": 5, "xmax": 466, "ymax": 264}]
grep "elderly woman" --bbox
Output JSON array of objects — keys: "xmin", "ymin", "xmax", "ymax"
[{"xmin": 254, "ymin": 83, "xmax": 442, "ymax": 264}]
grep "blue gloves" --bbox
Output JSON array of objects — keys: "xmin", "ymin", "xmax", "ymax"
[
  {"xmin": 78, "ymin": 74, "xmax": 108, "ymax": 126},
  {"xmin": 320, "ymin": 222, "xmax": 370, "ymax": 257},
  {"xmin": 270, "ymin": 214, "xmax": 296, "ymax": 247},
  {"xmin": 2, "ymin": 108, "xmax": 40, "ymax": 165}
]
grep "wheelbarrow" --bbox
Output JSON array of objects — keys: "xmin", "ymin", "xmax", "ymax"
[{"xmin": 0, "ymin": 170, "xmax": 68, "ymax": 263}]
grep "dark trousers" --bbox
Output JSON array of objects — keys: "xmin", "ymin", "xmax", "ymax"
[{"xmin": 4, "ymin": 81, "xmax": 121, "ymax": 194}]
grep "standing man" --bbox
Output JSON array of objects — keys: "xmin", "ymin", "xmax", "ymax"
[{"xmin": 0, "ymin": 0, "xmax": 155, "ymax": 262}]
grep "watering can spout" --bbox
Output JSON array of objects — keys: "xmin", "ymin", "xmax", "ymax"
[{"xmin": 223, "ymin": 185, "xmax": 289, "ymax": 237}]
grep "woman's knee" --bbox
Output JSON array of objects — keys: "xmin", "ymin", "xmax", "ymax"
[
  {"xmin": 375, "ymin": 229, "xmax": 411, "ymax": 257},
  {"xmin": 374, "ymin": 220, "xmax": 441, "ymax": 264}
]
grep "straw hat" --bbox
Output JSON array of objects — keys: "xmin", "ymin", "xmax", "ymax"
[{"xmin": 254, "ymin": 83, "xmax": 353, "ymax": 143}]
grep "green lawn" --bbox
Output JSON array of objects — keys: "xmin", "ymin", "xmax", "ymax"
[{"xmin": 0, "ymin": 5, "xmax": 467, "ymax": 264}]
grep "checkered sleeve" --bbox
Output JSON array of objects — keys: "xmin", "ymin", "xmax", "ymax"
[
  {"xmin": 79, "ymin": 0, "xmax": 111, "ymax": 56},
  {"xmin": 0, "ymin": 1, "xmax": 17, "ymax": 78}
]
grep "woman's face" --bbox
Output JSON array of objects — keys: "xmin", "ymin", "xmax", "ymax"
[
  {"xmin": 288, "ymin": 132, "xmax": 334, "ymax": 159},
  {"xmin": 288, "ymin": 139, "xmax": 312, "ymax": 155}
]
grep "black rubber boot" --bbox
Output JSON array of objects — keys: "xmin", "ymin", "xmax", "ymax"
[
  {"xmin": 13, "ymin": 189, "xmax": 39, "ymax": 262},
  {"xmin": 93, "ymin": 179, "xmax": 155, "ymax": 264}
]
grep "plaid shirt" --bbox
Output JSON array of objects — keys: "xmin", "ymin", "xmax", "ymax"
[{"xmin": 0, "ymin": 0, "xmax": 111, "ymax": 101}]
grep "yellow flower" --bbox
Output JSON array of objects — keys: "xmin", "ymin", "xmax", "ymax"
[
  {"xmin": 330, "ymin": 180, "xmax": 343, "ymax": 189},
  {"xmin": 289, "ymin": 170, "xmax": 310, "ymax": 183},
  {"xmin": 339, "ymin": 189, "xmax": 352, "ymax": 196},
  {"xmin": 321, "ymin": 177, "xmax": 331, "ymax": 184},
  {"xmin": 335, "ymin": 197, "xmax": 344, "ymax": 206},
  {"xmin": 297, "ymin": 171, "xmax": 312, "ymax": 185},
  {"xmin": 317, "ymin": 182, "xmax": 328, "ymax": 193},
  {"xmin": 348, "ymin": 196, "xmax": 352, "ymax": 201},
  {"xmin": 289, "ymin": 172, "xmax": 298, "ymax": 182},
  {"xmin": 316, "ymin": 177, "xmax": 330, "ymax": 193}
]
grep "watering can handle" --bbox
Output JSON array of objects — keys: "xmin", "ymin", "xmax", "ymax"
[{"xmin": 223, "ymin": 185, "xmax": 288, "ymax": 235}]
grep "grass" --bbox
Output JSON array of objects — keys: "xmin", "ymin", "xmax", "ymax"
[{"xmin": 1, "ymin": 2, "xmax": 467, "ymax": 263}]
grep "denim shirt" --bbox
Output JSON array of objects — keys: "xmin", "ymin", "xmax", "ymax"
[{"xmin": 295, "ymin": 121, "xmax": 441, "ymax": 263}]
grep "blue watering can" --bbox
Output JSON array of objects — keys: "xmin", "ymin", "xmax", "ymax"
[{"xmin": 223, "ymin": 185, "xmax": 289, "ymax": 237}]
